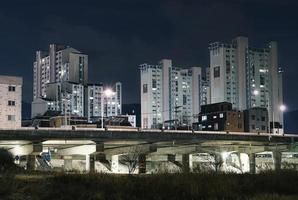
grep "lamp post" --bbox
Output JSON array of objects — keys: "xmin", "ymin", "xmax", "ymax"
[{"xmin": 101, "ymin": 88, "xmax": 114, "ymax": 129}]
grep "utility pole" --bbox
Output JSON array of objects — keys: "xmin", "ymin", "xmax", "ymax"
[{"xmin": 174, "ymin": 105, "xmax": 182, "ymax": 130}]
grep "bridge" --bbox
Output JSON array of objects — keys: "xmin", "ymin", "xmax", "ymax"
[{"xmin": 1, "ymin": 127, "xmax": 298, "ymax": 174}]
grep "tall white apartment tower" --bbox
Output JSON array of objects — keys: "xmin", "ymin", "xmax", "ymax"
[
  {"xmin": 33, "ymin": 44, "xmax": 88, "ymax": 100},
  {"xmin": 140, "ymin": 59, "xmax": 209, "ymax": 129},
  {"xmin": 32, "ymin": 44, "xmax": 88, "ymax": 118},
  {"xmin": 209, "ymin": 36, "xmax": 284, "ymax": 131},
  {"xmin": 0, "ymin": 76, "xmax": 23, "ymax": 128}
]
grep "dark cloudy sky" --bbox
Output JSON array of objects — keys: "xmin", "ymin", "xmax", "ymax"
[{"xmin": 0, "ymin": 0, "xmax": 297, "ymax": 111}]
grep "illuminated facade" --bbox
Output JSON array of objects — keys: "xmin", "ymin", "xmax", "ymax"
[
  {"xmin": 140, "ymin": 59, "xmax": 209, "ymax": 129},
  {"xmin": 209, "ymin": 37, "xmax": 284, "ymax": 131}
]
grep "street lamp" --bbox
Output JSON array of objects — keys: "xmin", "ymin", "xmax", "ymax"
[
  {"xmin": 279, "ymin": 104, "xmax": 286, "ymax": 112},
  {"xmin": 101, "ymin": 88, "xmax": 114, "ymax": 129}
]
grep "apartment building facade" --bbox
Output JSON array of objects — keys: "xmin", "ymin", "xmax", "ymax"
[
  {"xmin": 0, "ymin": 76, "xmax": 23, "ymax": 128},
  {"xmin": 140, "ymin": 59, "xmax": 210, "ymax": 129},
  {"xmin": 209, "ymin": 37, "xmax": 283, "ymax": 131}
]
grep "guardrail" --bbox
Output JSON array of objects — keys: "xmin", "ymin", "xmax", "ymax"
[{"xmin": 0, "ymin": 127, "xmax": 296, "ymax": 138}]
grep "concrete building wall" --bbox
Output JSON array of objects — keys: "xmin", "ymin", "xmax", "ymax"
[
  {"xmin": 0, "ymin": 76, "xmax": 22, "ymax": 128},
  {"xmin": 209, "ymin": 44, "xmax": 226, "ymax": 104},
  {"xmin": 161, "ymin": 59, "xmax": 171, "ymax": 122},
  {"xmin": 234, "ymin": 37, "xmax": 248, "ymax": 111},
  {"xmin": 69, "ymin": 53, "xmax": 88, "ymax": 85},
  {"xmin": 140, "ymin": 60, "xmax": 208, "ymax": 128},
  {"xmin": 209, "ymin": 37, "xmax": 284, "ymax": 132}
]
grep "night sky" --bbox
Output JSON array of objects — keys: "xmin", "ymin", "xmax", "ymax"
[{"xmin": 0, "ymin": 0, "xmax": 297, "ymax": 112}]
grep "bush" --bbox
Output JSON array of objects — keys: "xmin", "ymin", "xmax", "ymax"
[{"xmin": 0, "ymin": 148, "xmax": 15, "ymax": 173}]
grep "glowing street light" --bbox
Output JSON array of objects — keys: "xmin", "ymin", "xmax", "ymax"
[
  {"xmin": 101, "ymin": 88, "xmax": 115, "ymax": 129},
  {"xmin": 279, "ymin": 104, "xmax": 286, "ymax": 112},
  {"xmin": 104, "ymin": 88, "xmax": 114, "ymax": 97}
]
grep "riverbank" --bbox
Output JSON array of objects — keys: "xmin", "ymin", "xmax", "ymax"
[{"xmin": 1, "ymin": 171, "xmax": 298, "ymax": 199}]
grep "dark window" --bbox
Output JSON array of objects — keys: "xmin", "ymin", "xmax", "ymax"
[
  {"xmin": 261, "ymin": 126, "xmax": 266, "ymax": 130},
  {"xmin": 152, "ymin": 79, "xmax": 157, "ymax": 89},
  {"xmin": 251, "ymin": 125, "xmax": 255, "ymax": 130},
  {"xmin": 260, "ymin": 75, "xmax": 265, "ymax": 85},
  {"xmin": 7, "ymin": 115, "xmax": 15, "ymax": 121},
  {"xmin": 8, "ymin": 100, "xmax": 16, "ymax": 106},
  {"xmin": 226, "ymin": 61, "xmax": 230, "ymax": 74},
  {"xmin": 183, "ymin": 95, "xmax": 187, "ymax": 105},
  {"xmin": 8, "ymin": 86, "xmax": 16, "ymax": 92},
  {"xmin": 261, "ymin": 116, "xmax": 265, "ymax": 121},
  {"xmin": 214, "ymin": 66, "xmax": 220, "ymax": 78},
  {"xmin": 143, "ymin": 84, "xmax": 148, "ymax": 93},
  {"xmin": 238, "ymin": 123, "xmax": 242, "ymax": 129},
  {"xmin": 251, "ymin": 115, "xmax": 255, "ymax": 120}
]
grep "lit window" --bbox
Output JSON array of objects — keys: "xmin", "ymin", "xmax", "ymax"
[
  {"xmin": 202, "ymin": 115, "xmax": 207, "ymax": 121},
  {"xmin": 219, "ymin": 113, "xmax": 224, "ymax": 118}
]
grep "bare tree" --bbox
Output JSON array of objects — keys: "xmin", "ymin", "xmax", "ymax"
[
  {"xmin": 0, "ymin": 149, "xmax": 17, "ymax": 173},
  {"xmin": 120, "ymin": 146, "xmax": 144, "ymax": 175},
  {"xmin": 213, "ymin": 153, "xmax": 223, "ymax": 172}
]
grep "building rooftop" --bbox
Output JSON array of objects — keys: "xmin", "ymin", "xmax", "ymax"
[{"xmin": 0, "ymin": 75, "xmax": 23, "ymax": 85}]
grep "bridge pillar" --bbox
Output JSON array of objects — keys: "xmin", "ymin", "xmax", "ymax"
[
  {"xmin": 138, "ymin": 154, "xmax": 146, "ymax": 174},
  {"xmin": 111, "ymin": 155, "xmax": 120, "ymax": 173},
  {"xmin": 214, "ymin": 153, "xmax": 223, "ymax": 172},
  {"xmin": 273, "ymin": 151, "xmax": 282, "ymax": 171},
  {"xmin": 26, "ymin": 155, "xmax": 36, "ymax": 171},
  {"xmin": 63, "ymin": 156, "xmax": 73, "ymax": 171},
  {"xmin": 249, "ymin": 153, "xmax": 256, "ymax": 174},
  {"xmin": 26, "ymin": 141, "xmax": 42, "ymax": 171},
  {"xmin": 182, "ymin": 154, "xmax": 190, "ymax": 173},
  {"xmin": 86, "ymin": 154, "xmax": 98, "ymax": 173}
]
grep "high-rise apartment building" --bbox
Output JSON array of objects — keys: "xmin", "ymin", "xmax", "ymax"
[
  {"xmin": 140, "ymin": 59, "xmax": 209, "ymax": 129},
  {"xmin": 209, "ymin": 37, "xmax": 283, "ymax": 131},
  {"xmin": 33, "ymin": 44, "xmax": 88, "ymax": 100},
  {"xmin": 85, "ymin": 82, "xmax": 122, "ymax": 122},
  {"xmin": 0, "ymin": 76, "xmax": 22, "ymax": 128},
  {"xmin": 32, "ymin": 44, "xmax": 88, "ymax": 118}
]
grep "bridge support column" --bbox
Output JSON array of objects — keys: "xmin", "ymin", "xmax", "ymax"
[
  {"xmin": 214, "ymin": 153, "xmax": 223, "ymax": 172},
  {"xmin": 63, "ymin": 156, "xmax": 73, "ymax": 171},
  {"xmin": 182, "ymin": 154, "xmax": 190, "ymax": 173},
  {"xmin": 138, "ymin": 154, "xmax": 146, "ymax": 174},
  {"xmin": 249, "ymin": 153, "xmax": 256, "ymax": 174},
  {"xmin": 273, "ymin": 151, "xmax": 282, "ymax": 171},
  {"xmin": 111, "ymin": 155, "xmax": 120, "ymax": 173},
  {"xmin": 26, "ymin": 141, "xmax": 42, "ymax": 171},
  {"xmin": 26, "ymin": 155, "xmax": 36, "ymax": 171},
  {"xmin": 86, "ymin": 154, "xmax": 97, "ymax": 173}
]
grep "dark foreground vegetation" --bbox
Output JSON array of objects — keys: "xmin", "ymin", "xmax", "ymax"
[
  {"xmin": 1, "ymin": 149, "xmax": 298, "ymax": 199},
  {"xmin": 0, "ymin": 171, "xmax": 298, "ymax": 200}
]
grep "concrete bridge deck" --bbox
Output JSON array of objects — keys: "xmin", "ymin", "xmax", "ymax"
[{"xmin": 0, "ymin": 127, "xmax": 296, "ymax": 144}]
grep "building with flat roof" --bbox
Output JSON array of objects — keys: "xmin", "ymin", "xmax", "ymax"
[
  {"xmin": 209, "ymin": 37, "xmax": 283, "ymax": 133},
  {"xmin": 194, "ymin": 102, "xmax": 244, "ymax": 132},
  {"xmin": 140, "ymin": 59, "xmax": 210, "ymax": 129},
  {"xmin": 0, "ymin": 75, "xmax": 23, "ymax": 128},
  {"xmin": 244, "ymin": 107, "xmax": 269, "ymax": 133},
  {"xmin": 85, "ymin": 82, "xmax": 122, "ymax": 122}
]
